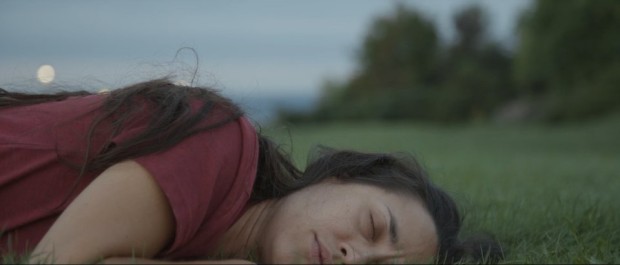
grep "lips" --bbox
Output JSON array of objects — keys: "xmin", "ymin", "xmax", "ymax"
[
  {"xmin": 310, "ymin": 233, "xmax": 322, "ymax": 264},
  {"xmin": 312, "ymin": 233, "xmax": 332, "ymax": 264}
]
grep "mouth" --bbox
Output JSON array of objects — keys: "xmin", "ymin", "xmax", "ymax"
[
  {"xmin": 311, "ymin": 233, "xmax": 322, "ymax": 264},
  {"xmin": 313, "ymin": 233, "xmax": 332, "ymax": 264}
]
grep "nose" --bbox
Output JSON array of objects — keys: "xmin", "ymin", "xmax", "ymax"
[
  {"xmin": 338, "ymin": 242, "xmax": 389, "ymax": 264},
  {"xmin": 338, "ymin": 242, "xmax": 359, "ymax": 264}
]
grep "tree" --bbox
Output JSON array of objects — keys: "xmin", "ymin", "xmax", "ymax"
[
  {"xmin": 286, "ymin": 4, "xmax": 516, "ymax": 123},
  {"xmin": 433, "ymin": 5, "xmax": 515, "ymax": 121},
  {"xmin": 311, "ymin": 4, "xmax": 441, "ymax": 121},
  {"xmin": 514, "ymin": 0, "xmax": 620, "ymax": 120}
]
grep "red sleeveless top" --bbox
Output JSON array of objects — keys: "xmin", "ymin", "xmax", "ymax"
[{"xmin": 0, "ymin": 94, "xmax": 259, "ymax": 259}]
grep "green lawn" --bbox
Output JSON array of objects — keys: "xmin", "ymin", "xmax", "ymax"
[{"xmin": 264, "ymin": 115, "xmax": 620, "ymax": 264}]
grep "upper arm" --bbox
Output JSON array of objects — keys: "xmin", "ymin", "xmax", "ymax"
[{"xmin": 31, "ymin": 160, "xmax": 175, "ymax": 264}]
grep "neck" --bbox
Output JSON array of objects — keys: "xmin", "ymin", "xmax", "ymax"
[{"xmin": 210, "ymin": 199, "xmax": 278, "ymax": 260}]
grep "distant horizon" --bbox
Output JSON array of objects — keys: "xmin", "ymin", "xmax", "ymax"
[
  {"xmin": 1, "ymin": 0, "xmax": 532, "ymax": 122},
  {"xmin": 0, "ymin": 76, "xmax": 319, "ymax": 124}
]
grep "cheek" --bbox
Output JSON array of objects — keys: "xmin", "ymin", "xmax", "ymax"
[
  {"xmin": 279, "ymin": 191, "xmax": 343, "ymax": 226},
  {"xmin": 259, "ymin": 208, "xmax": 311, "ymax": 262},
  {"xmin": 261, "ymin": 201, "xmax": 356, "ymax": 263},
  {"xmin": 261, "ymin": 223, "xmax": 312, "ymax": 264}
]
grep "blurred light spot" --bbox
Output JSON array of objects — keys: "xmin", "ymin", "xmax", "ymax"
[
  {"xmin": 174, "ymin": 80, "xmax": 190, "ymax": 86},
  {"xmin": 36, "ymin": 64, "xmax": 56, "ymax": 84},
  {"xmin": 98, "ymin": 88, "xmax": 111, "ymax": 94}
]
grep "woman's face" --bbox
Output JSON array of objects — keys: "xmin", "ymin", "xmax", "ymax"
[{"xmin": 258, "ymin": 179, "xmax": 438, "ymax": 264}]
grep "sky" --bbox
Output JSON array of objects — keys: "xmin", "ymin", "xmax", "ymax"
[{"xmin": 0, "ymin": 0, "xmax": 532, "ymax": 121}]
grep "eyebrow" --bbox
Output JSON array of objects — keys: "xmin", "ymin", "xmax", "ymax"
[{"xmin": 387, "ymin": 206, "xmax": 399, "ymax": 245}]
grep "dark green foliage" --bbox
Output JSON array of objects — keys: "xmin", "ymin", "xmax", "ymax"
[
  {"xmin": 435, "ymin": 6, "xmax": 516, "ymax": 122},
  {"xmin": 284, "ymin": 4, "xmax": 515, "ymax": 123},
  {"xmin": 279, "ymin": 1, "xmax": 619, "ymax": 123},
  {"xmin": 514, "ymin": 0, "xmax": 620, "ymax": 121},
  {"xmin": 339, "ymin": 4, "xmax": 441, "ymax": 121}
]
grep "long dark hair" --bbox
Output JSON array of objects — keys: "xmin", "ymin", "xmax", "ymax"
[
  {"xmin": 0, "ymin": 79, "xmax": 501, "ymax": 263},
  {"xmin": 1, "ymin": 79, "xmax": 242, "ymax": 173},
  {"xmin": 0, "ymin": 79, "xmax": 301, "ymax": 202}
]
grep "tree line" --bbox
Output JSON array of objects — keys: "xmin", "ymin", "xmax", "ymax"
[{"xmin": 279, "ymin": 0, "xmax": 620, "ymax": 123}]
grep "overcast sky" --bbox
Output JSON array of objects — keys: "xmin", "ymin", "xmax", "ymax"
[{"xmin": 0, "ymin": 0, "xmax": 532, "ymax": 100}]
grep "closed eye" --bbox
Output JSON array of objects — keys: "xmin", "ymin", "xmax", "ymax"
[{"xmin": 370, "ymin": 213, "xmax": 376, "ymax": 241}]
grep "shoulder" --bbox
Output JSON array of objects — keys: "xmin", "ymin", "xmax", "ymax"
[
  {"xmin": 31, "ymin": 160, "xmax": 174, "ymax": 263},
  {"xmin": 129, "ymin": 116, "xmax": 260, "ymax": 257}
]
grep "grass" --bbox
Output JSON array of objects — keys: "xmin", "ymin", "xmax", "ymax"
[{"xmin": 263, "ymin": 114, "xmax": 620, "ymax": 264}]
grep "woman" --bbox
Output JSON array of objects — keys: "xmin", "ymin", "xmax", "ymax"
[{"xmin": 0, "ymin": 79, "xmax": 501, "ymax": 264}]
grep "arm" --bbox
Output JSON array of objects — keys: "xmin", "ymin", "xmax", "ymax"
[{"xmin": 30, "ymin": 160, "xmax": 174, "ymax": 263}]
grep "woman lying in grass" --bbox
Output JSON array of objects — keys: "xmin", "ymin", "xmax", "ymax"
[{"xmin": 0, "ymin": 79, "xmax": 501, "ymax": 264}]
